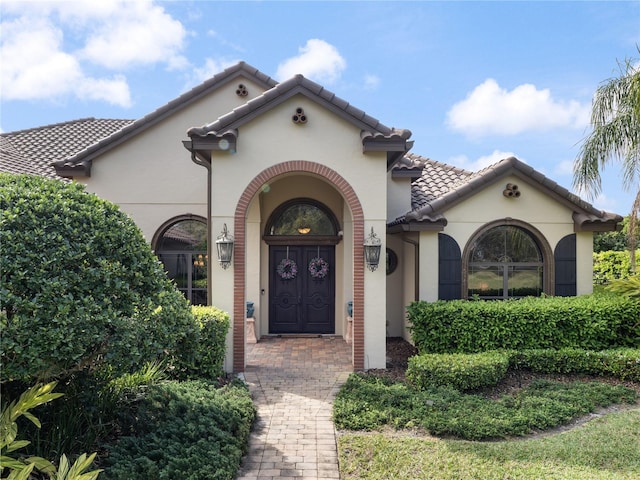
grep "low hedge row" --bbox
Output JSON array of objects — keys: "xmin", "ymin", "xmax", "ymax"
[
  {"xmin": 407, "ymin": 348, "xmax": 640, "ymax": 392},
  {"xmin": 408, "ymin": 294, "xmax": 639, "ymax": 354},
  {"xmin": 509, "ymin": 348, "xmax": 640, "ymax": 381},
  {"xmin": 103, "ymin": 379, "xmax": 255, "ymax": 480}
]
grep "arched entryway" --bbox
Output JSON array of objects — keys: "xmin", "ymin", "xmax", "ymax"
[
  {"xmin": 264, "ymin": 199, "xmax": 340, "ymax": 334},
  {"xmin": 233, "ymin": 161, "xmax": 365, "ymax": 372}
]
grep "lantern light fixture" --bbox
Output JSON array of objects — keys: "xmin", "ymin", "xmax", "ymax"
[
  {"xmin": 363, "ymin": 227, "xmax": 382, "ymax": 272},
  {"xmin": 215, "ymin": 223, "xmax": 234, "ymax": 269}
]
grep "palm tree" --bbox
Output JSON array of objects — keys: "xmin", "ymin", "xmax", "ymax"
[{"xmin": 573, "ymin": 52, "xmax": 640, "ymax": 271}]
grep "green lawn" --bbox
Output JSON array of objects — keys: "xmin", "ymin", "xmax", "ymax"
[{"xmin": 338, "ymin": 408, "xmax": 640, "ymax": 479}]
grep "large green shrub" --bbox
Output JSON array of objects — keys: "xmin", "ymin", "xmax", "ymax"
[
  {"xmin": 593, "ymin": 249, "xmax": 640, "ymax": 284},
  {"xmin": 408, "ymin": 293, "xmax": 639, "ymax": 354},
  {"xmin": 103, "ymin": 379, "xmax": 255, "ymax": 480},
  {"xmin": 406, "ymin": 351, "xmax": 509, "ymax": 392},
  {"xmin": 0, "ymin": 174, "xmax": 195, "ymax": 382}
]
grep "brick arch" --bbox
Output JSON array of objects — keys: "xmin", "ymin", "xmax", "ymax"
[{"xmin": 232, "ymin": 161, "xmax": 365, "ymax": 372}]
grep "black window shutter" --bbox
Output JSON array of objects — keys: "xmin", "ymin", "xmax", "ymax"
[
  {"xmin": 555, "ymin": 234, "xmax": 576, "ymax": 296},
  {"xmin": 438, "ymin": 233, "xmax": 462, "ymax": 300}
]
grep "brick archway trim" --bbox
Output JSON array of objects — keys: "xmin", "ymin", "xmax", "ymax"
[{"xmin": 233, "ymin": 160, "xmax": 365, "ymax": 372}]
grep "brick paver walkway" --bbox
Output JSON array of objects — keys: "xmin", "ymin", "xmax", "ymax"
[{"xmin": 237, "ymin": 336, "xmax": 352, "ymax": 480}]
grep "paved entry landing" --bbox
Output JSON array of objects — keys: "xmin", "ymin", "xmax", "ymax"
[{"xmin": 237, "ymin": 336, "xmax": 352, "ymax": 480}]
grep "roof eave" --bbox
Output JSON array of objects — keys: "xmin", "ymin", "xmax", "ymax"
[
  {"xmin": 573, "ymin": 212, "xmax": 624, "ymax": 232},
  {"xmin": 53, "ymin": 161, "xmax": 92, "ymax": 179}
]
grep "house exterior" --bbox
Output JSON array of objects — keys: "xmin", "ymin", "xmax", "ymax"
[{"xmin": 1, "ymin": 62, "xmax": 621, "ymax": 372}]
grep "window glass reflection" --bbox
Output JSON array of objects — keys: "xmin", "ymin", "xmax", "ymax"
[{"xmin": 156, "ymin": 219, "xmax": 207, "ymax": 305}]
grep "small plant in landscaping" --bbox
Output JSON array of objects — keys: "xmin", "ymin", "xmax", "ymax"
[
  {"xmin": 0, "ymin": 382, "xmax": 102, "ymax": 480},
  {"xmin": 607, "ymin": 274, "xmax": 640, "ymax": 298}
]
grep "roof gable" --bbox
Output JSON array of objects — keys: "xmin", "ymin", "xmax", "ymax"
[
  {"xmin": 391, "ymin": 156, "xmax": 621, "ymax": 232},
  {"xmin": 52, "ymin": 62, "xmax": 278, "ymax": 177},
  {"xmin": 185, "ymin": 74, "xmax": 412, "ymax": 168}
]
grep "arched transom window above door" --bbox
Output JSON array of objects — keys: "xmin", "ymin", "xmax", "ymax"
[
  {"xmin": 466, "ymin": 224, "xmax": 545, "ymax": 299},
  {"xmin": 264, "ymin": 198, "xmax": 340, "ymax": 245},
  {"xmin": 153, "ymin": 216, "xmax": 207, "ymax": 306}
]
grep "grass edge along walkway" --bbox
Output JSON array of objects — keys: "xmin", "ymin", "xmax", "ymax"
[{"xmin": 337, "ymin": 407, "xmax": 640, "ymax": 480}]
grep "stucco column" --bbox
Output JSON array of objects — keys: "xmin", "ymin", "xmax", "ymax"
[
  {"xmin": 210, "ymin": 218, "xmax": 236, "ymax": 373},
  {"xmin": 576, "ymin": 231, "xmax": 594, "ymax": 295},
  {"xmin": 363, "ymin": 221, "xmax": 387, "ymax": 369},
  {"xmin": 419, "ymin": 231, "xmax": 439, "ymax": 302}
]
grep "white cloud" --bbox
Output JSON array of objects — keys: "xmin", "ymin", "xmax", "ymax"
[
  {"xmin": 592, "ymin": 193, "xmax": 617, "ymax": 211},
  {"xmin": 185, "ymin": 57, "xmax": 241, "ymax": 89},
  {"xmin": 77, "ymin": 75, "xmax": 131, "ymax": 106},
  {"xmin": 276, "ymin": 39, "xmax": 346, "ymax": 84},
  {"xmin": 363, "ymin": 74, "xmax": 380, "ymax": 91},
  {"xmin": 0, "ymin": 16, "xmax": 131, "ymax": 106},
  {"xmin": 79, "ymin": 2, "xmax": 188, "ymax": 70},
  {"xmin": 449, "ymin": 150, "xmax": 521, "ymax": 171},
  {"xmin": 446, "ymin": 79, "xmax": 590, "ymax": 137},
  {"xmin": 0, "ymin": 0, "xmax": 185, "ymax": 106},
  {"xmin": 554, "ymin": 159, "xmax": 575, "ymax": 176}
]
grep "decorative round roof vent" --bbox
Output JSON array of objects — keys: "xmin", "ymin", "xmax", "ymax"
[
  {"xmin": 236, "ymin": 84, "xmax": 248, "ymax": 97},
  {"xmin": 292, "ymin": 107, "xmax": 307, "ymax": 124},
  {"xmin": 503, "ymin": 183, "xmax": 521, "ymax": 198}
]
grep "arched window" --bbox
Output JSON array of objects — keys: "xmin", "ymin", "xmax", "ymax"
[
  {"xmin": 264, "ymin": 198, "xmax": 340, "ymax": 244},
  {"xmin": 153, "ymin": 216, "xmax": 207, "ymax": 305},
  {"xmin": 467, "ymin": 225, "xmax": 544, "ymax": 299}
]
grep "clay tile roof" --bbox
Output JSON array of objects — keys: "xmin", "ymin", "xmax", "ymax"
[
  {"xmin": 1, "ymin": 118, "xmax": 134, "ymax": 179},
  {"xmin": 400, "ymin": 153, "xmax": 473, "ymax": 208},
  {"xmin": 54, "ymin": 62, "xmax": 278, "ymax": 174}
]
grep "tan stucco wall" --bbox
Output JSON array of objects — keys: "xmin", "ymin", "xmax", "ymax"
[
  {"xmin": 81, "ymin": 74, "xmax": 273, "ymax": 242},
  {"xmin": 387, "ymin": 173, "xmax": 412, "ymax": 222},
  {"xmin": 385, "ymin": 234, "xmax": 404, "ymax": 337},
  {"xmin": 576, "ymin": 231, "xmax": 594, "ymax": 295}
]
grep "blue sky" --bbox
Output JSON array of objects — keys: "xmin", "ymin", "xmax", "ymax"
[{"xmin": 1, "ymin": 1, "xmax": 638, "ymax": 215}]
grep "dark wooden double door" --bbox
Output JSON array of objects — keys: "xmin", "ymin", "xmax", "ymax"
[{"xmin": 269, "ymin": 245, "xmax": 335, "ymax": 334}]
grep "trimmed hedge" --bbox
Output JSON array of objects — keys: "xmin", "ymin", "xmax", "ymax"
[
  {"xmin": 406, "ymin": 349, "xmax": 640, "ymax": 392},
  {"xmin": 510, "ymin": 348, "xmax": 640, "ymax": 382},
  {"xmin": 174, "ymin": 306, "xmax": 230, "ymax": 380},
  {"xmin": 103, "ymin": 379, "xmax": 255, "ymax": 480},
  {"xmin": 408, "ymin": 294, "xmax": 639, "ymax": 354},
  {"xmin": 407, "ymin": 351, "xmax": 509, "ymax": 392}
]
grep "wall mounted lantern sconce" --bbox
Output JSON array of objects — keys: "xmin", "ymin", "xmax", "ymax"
[
  {"xmin": 363, "ymin": 227, "xmax": 382, "ymax": 272},
  {"xmin": 216, "ymin": 223, "xmax": 234, "ymax": 269}
]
